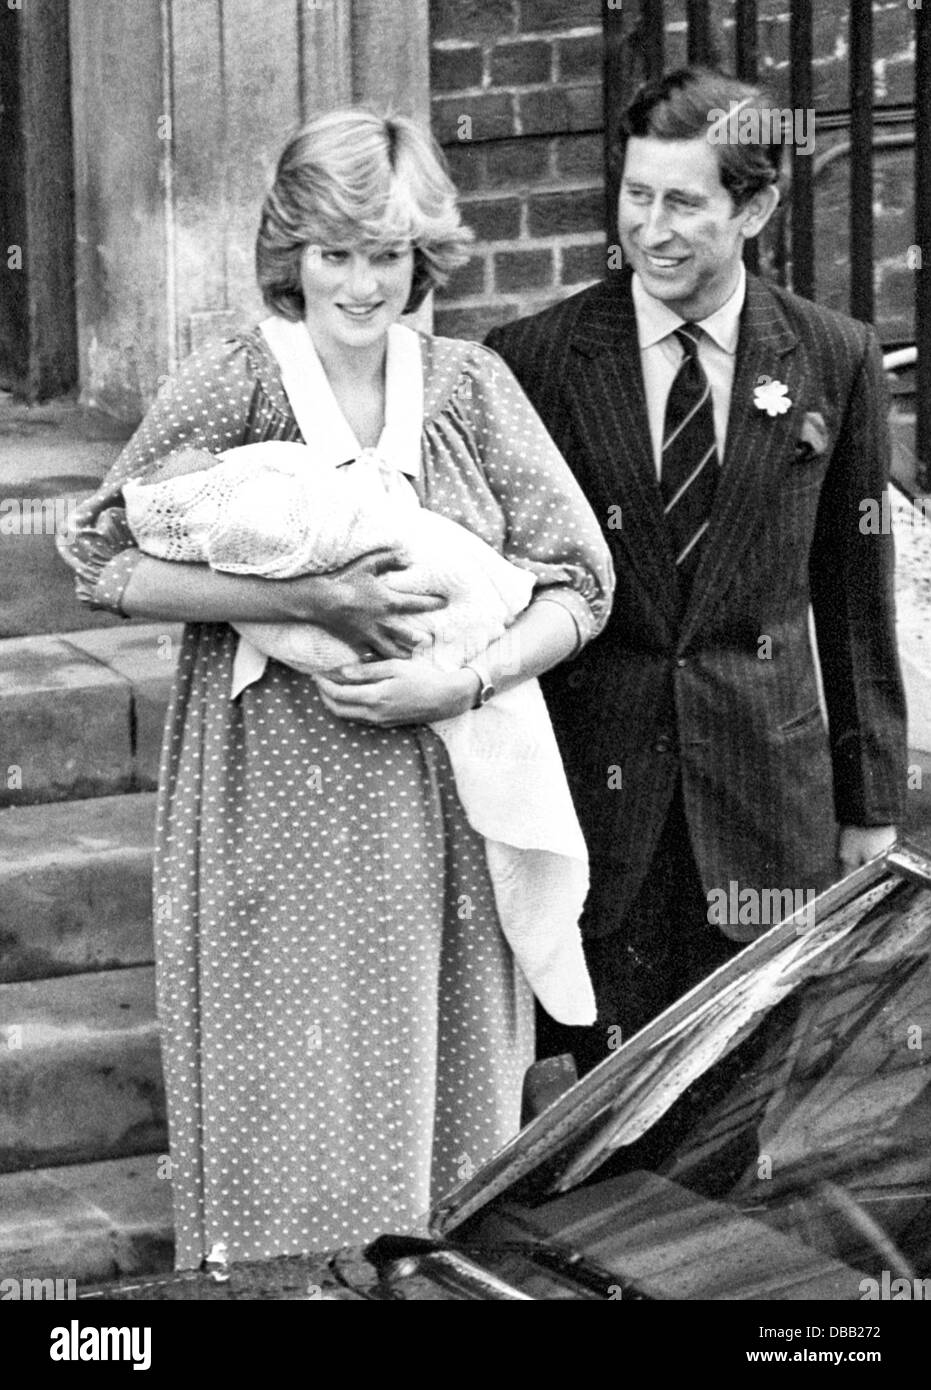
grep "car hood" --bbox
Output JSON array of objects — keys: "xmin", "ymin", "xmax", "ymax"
[{"xmin": 428, "ymin": 842, "xmax": 931, "ymax": 1241}]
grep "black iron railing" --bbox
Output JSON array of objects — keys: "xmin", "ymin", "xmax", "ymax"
[{"xmin": 603, "ymin": 0, "xmax": 931, "ymax": 489}]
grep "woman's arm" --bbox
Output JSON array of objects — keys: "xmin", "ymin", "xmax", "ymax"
[
  {"xmin": 58, "ymin": 336, "xmax": 445, "ymax": 653},
  {"xmin": 315, "ymin": 594, "xmax": 578, "ymax": 724},
  {"xmin": 468, "ymin": 343, "xmax": 616, "ymax": 647},
  {"xmin": 58, "ymin": 339, "xmax": 272, "ymax": 619},
  {"xmin": 121, "ymin": 550, "xmax": 447, "ymax": 659},
  {"xmin": 119, "ymin": 555, "xmax": 301, "ymax": 622}
]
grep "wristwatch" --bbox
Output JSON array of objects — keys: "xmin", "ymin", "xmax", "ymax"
[{"xmin": 462, "ymin": 658, "xmax": 496, "ymax": 709}]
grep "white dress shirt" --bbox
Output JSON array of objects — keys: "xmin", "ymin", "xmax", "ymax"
[{"xmin": 632, "ymin": 262, "xmax": 747, "ymax": 478}]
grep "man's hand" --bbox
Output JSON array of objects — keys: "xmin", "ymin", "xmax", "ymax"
[
  {"xmin": 838, "ymin": 824, "xmax": 897, "ymax": 876},
  {"xmin": 315, "ymin": 659, "xmax": 479, "ymax": 726}
]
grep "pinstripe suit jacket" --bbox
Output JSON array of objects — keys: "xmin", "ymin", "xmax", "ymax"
[{"xmin": 487, "ymin": 270, "xmax": 907, "ymax": 941}]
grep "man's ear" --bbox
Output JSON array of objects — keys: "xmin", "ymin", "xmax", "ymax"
[{"xmin": 740, "ymin": 184, "xmax": 780, "ymax": 241}]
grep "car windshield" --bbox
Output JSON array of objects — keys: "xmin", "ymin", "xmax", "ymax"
[{"xmin": 432, "ymin": 846, "xmax": 931, "ymax": 1299}]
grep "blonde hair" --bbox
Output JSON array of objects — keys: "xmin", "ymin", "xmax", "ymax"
[{"xmin": 256, "ymin": 109, "xmax": 473, "ymax": 318}]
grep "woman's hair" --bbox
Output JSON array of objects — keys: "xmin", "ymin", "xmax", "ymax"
[
  {"xmin": 256, "ymin": 108, "xmax": 474, "ymax": 319},
  {"xmin": 615, "ymin": 67, "xmax": 785, "ymax": 209}
]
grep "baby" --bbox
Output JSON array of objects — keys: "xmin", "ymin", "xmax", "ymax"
[{"xmin": 123, "ymin": 439, "xmax": 534, "ymax": 676}]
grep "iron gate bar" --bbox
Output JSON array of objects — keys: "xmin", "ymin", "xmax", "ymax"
[
  {"xmin": 643, "ymin": 0, "xmax": 666, "ymax": 80},
  {"xmin": 735, "ymin": 0, "xmax": 760, "ymax": 275},
  {"xmin": 789, "ymin": 1, "xmax": 814, "ymax": 299},
  {"xmin": 686, "ymin": 0, "xmax": 713, "ymax": 66},
  {"xmin": 849, "ymin": 0, "xmax": 875, "ymax": 323},
  {"xmin": 603, "ymin": 0, "xmax": 627, "ymax": 246},
  {"xmin": 915, "ymin": 1, "xmax": 931, "ymax": 492},
  {"xmin": 795, "ymin": 132, "xmax": 914, "ymax": 343},
  {"xmin": 735, "ymin": 0, "xmax": 758, "ymax": 81}
]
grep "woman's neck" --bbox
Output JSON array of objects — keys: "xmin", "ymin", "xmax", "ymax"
[
  {"xmin": 307, "ymin": 326, "xmax": 388, "ymax": 393},
  {"xmin": 305, "ymin": 323, "xmax": 388, "ymax": 449}
]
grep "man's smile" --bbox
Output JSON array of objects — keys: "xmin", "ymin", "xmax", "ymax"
[{"xmin": 639, "ymin": 251, "xmax": 690, "ymax": 271}]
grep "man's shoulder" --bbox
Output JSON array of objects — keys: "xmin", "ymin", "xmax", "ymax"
[
  {"xmin": 487, "ymin": 278, "xmax": 623, "ymax": 356},
  {"xmin": 750, "ymin": 276, "xmax": 873, "ymax": 358}
]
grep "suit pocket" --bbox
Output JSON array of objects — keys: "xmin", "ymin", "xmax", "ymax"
[
  {"xmin": 783, "ymin": 457, "xmax": 826, "ymax": 493},
  {"xmin": 777, "ymin": 703, "xmax": 825, "ymax": 737}
]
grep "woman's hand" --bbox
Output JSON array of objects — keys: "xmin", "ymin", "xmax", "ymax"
[
  {"xmin": 286, "ymin": 550, "xmax": 447, "ymax": 661},
  {"xmin": 314, "ymin": 658, "xmax": 480, "ymax": 726}
]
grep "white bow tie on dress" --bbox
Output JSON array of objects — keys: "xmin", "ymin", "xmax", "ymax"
[{"xmin": 230, "ymin": 318, "xmax": 425, "ymax": 697}]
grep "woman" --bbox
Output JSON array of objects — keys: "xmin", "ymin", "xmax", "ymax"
[{"xmin": 59, "ymin": 109, "xmax": 613, "ymax": 1268}]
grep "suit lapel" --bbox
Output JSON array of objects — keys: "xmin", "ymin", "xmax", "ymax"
[
  {"xmin": 566, "ymin": 273, "xmax": 681, "ymax": 627},
  {"xmin": 681, "ymin": 274, "xmax": 809, "ymax": 643}
]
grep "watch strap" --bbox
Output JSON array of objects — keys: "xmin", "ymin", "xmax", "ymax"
[{"xmin": 462, "ymin": 661, "xmax": 493, "ymax": 709}]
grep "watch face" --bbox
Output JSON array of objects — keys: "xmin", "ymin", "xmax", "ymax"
[{"xmin": 465, "ymin": 665, "xmax": 492, "ymax": 708}]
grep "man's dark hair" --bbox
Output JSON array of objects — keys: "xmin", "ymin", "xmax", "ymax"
[{"xmin": 615, "ymin": 67, "xmax": 785, "ymax": 209}]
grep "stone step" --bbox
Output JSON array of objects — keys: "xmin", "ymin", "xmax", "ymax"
[
  {"xmin": 0, "ymin": 1154, "xmax": 173, "ymax": 1285},
  {"xmin": 0, "ymin": 966, "xmax": 166, "ymax": 1173},
  {"xmin": 0, "ymin": 623, "xmax": 180, "ymax": 806},
  {"xmin": 0, "ymin": 793, "xmax": 155, "ymax": 983}
]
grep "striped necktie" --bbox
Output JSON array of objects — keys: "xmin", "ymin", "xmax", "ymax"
[{"xmin": 661, "ymin": 323, "xmax": 719, "ymax": 598}]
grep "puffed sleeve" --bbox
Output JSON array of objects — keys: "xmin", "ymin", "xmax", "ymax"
[
  {"xmin": 56, "ymin": 334, "xmax": 277, "ymax": 615},
  {"xmin": 455, "ymin": 343, "xmax": 614, "ymax": 648}
]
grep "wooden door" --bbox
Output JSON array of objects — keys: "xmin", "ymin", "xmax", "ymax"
[{"xmin": 0, "ymin": 0, "xmax": 76, "ymax": 400}]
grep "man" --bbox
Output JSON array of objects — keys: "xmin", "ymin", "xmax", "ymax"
[{"xmin": 486, "ymin": 68, "xmax": 907, "ymax": 1068}]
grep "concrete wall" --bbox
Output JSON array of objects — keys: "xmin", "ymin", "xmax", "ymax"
[{"xmin": 70, "ymin": 0, "xmax": 429, "ymax": 421}]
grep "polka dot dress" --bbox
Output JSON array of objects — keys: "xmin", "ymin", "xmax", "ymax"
[{"xmin": 59, "ymin": 326, "xmax": 613, "ymax": 1268}]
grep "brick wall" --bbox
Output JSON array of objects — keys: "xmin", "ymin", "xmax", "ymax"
[
  {"xmin": 430, "ymin": 0, "xmax": 918, "ymax": 348},
  {"xmin": 430, "ymin": 0, "xmax": 606, "ymax": 340}
]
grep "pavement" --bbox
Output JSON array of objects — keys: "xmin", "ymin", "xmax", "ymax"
[{"xmin": 77, "ymin": 1247, "xmax": 362, "ymax": 1300}]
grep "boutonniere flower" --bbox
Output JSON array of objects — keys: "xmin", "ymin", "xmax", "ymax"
[{"xmin": 753, "ymin": 375, "xmax": 792, "ymax": 416}]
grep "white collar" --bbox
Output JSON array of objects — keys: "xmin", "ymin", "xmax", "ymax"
[
  {"xmin": 632, "ymin": 261, "xmax": 746, "ymax": 354},
  {"xmin": 259, "ymin": 316, "xmax": 424, "ymax": 476}
]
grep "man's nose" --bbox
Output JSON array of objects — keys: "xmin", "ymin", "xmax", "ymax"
[
  {"xmin": 347, "ymin": 255, "xmax": 378, "ymax": 298},
  {"xmin": 640, "ymin": 201, "xmax": 673, "ymax": 246}
]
